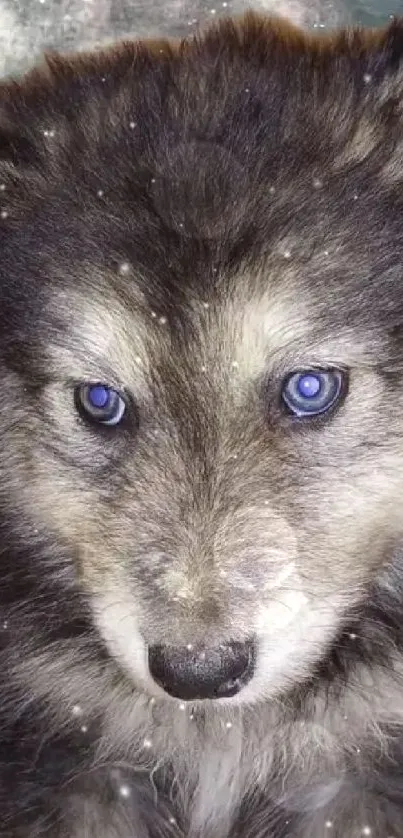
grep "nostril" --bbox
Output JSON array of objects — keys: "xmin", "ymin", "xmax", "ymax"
[{"xmin": 148, "ymin": 639, "xmax": 255, "ymax": 701}]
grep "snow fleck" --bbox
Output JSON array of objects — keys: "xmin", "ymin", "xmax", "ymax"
[
  {"xmin": 269, "ymin": 186, "xmax": 276, "ymax": 194},
  {"xmin": 2, "ymin": 620, "xmax": 8, "ymax": 629},
  {"xmin": 179, "ymin": 702, "xmax": 186, "ymax": 711},
  {"xmin": 283, "ymin": 249, "xmax": 292, "ymax": 259},
  {"xmin": 210, "ymin": 8, "xmax": 217, "ymax": 13},
  {"xmin": 325, "ymin": 822, "xmax": 333, "ymax": 829},
  {"xmin": 201, "ymin": 365, "xmax": 207, "ymax": 373},
  {"xmin": 81, "ymin": 724, "xmax": 88, "ymax": 733},
  {"xmin": 151, "ymin": 311, "xmax": 157, "ymax": 319},
  {"xmin": 1, "ymin": 210, "xmax": 8, "ymax": 219},
  {"xmin": 97, "ymin": 189, "xmax": 104, "ymax": 198},
  {"xmin": 119, "ymin": 784, "xmax": 131, "ymax": 799},
  {"xmin": 349, "ymin": 632, "xmax": 357, "ymax": 640},
  {"xmin": 129, "ymin": 121, "xmax": 136, "ymax": 129},
  {"xmin": 186, "ymin": 644, "xmax": 193, "ymax": 651},
  {"xmin": 159, "ymin": 316, "xmax": 167, "ymax": 325},
  {"xmin": 118, "ymin": 261, "xmax": 131, "ymax": 275},
  {"xmin": 43, "ymin": 129, "xmax": 55, "ymax": 138},
  {"xmin": 225, "ymin": 721, "xmax": 232, "ymax": 729},
  {"xmin": 353, "ymin": 193, "xmax": 359, "ymax": 201},
  {"xmin": 169, "ymin": 816, "xmax": 177, "ymax": 824},
  {"xmin": 72, "ymin": 704, "xmax": 83, "ymax": 717},
  {"xmin": 143, "ymin": 738, "xmax": 153, "ymax": 749},
  {"xmin": 202, "ymin": 302, "xmax": 209, "ymax": 309},
  {"xmin": 231, "ymin": 360, "xmax": 239, "ymax": 369},
  {"xmin": 149, "ymin": 697, "xmax": 156, "ymax": 706},
  {"xmin": 362, "ymin": 829, "xmax": 371, "ymax": 837},
  {"xmin": 313, "ymin": 178, "xmax": 323, "ymax": 189},
  {"xmin": 363, "ymin": 74, "xmax": 372, "ymax": 84},
  {"xmin": 135, "ymin": 355, "xmax": 142, "ymax": 365},
  {"xmin": 0, "ymin": 184, "xmax": 6, "ymax": 192}
]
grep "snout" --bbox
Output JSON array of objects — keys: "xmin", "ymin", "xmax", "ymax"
[{"xmin": 148, "ymin": 639, "xmax": 256, "ymax": 701}]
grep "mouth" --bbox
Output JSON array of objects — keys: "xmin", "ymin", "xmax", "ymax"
[{"xmin": 147, "ymin": 638, "xmax": 257, "ymax": 702}]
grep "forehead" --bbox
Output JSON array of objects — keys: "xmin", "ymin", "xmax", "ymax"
[
  {"xmin": 0, "ymin": 16, "xmax": 401, "ymax": 373},
  {"xmin": 44, "ymin": 262, "xmax": 384, "ymax": 394}
]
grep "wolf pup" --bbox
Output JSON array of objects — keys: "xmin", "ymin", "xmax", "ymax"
[{"xmin": 1, "ymin": 11, "xmax": 403, "ymax": 838}]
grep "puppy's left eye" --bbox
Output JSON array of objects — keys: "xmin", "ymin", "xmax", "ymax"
[
  {"xmin": 75, "ymin": 383, "xmax": 127, "ymax": 426},
  {"xmin": 281, "ymin": 369, "xmax": 344, "ymax": 418}
]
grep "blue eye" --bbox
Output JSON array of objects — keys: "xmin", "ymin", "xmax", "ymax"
[
  {"xmin": 75, "ymin": 383, "xmax": 126, "ymax": 426},
  {"xmin": 282, "ymin": 370, "xmax": 344, "ymax": 418}
]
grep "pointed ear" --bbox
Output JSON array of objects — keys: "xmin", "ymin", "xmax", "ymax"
[{"xmin": 370, "ymin": 17, "xmax": 403, "ymax": 75}]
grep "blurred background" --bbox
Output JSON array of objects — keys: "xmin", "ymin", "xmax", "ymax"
[{"xmin": 0, "ymin": 0, "xmax": 401, "ymax": 78}]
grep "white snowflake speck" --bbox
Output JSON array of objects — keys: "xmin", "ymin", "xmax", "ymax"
[
  {"xmin": 225, "ymin": 721, "xmax": 232, "ymax": 729},
  {"xmin": 179, "ymin": 702, "xmax": 186, "ymax": 711},
  {"xmin": 143, "ymin": 738, "xmax": 153, "ymax": 749},
  {"xmin": 363, "ymin": 73, "xmax": 372, "ymax": 84},
  {"xmin": 71, "ymin": 704, "xmax": 83, "ymax": 717},
  {"xmin": 119, "ymin": 784, "xmax": 131, "ymax": 799},
  {"xmin": 97, "ymin": 189, "xmax": 104, "ymax": 198},
  {"xmin": 362, "ymin": 828, "xmax": 371, "ymax": 837},
  {"xmin": 118, "ymin": 261, "xmax": 131, "ymax": 275},
  {"xmin": 325, "ymin": 821, "xmax": 333, "ymax": 829},
  {"xmin": 1, "ymin": 210, "xmax": 8, "ymax": 219}
]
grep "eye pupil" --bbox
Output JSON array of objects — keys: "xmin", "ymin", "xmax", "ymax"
[
  {"xmin": 297, "ymin": 374, "xmax": 321, "ymax": 399},
  {"xmin": 88, "ymin": 385, "xmax": 110, "ymax": 409}
]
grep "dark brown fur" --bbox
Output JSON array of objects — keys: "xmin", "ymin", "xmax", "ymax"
[{"xmin": 2, "ymin": 11, "xmax": 403, "ymax": 838}]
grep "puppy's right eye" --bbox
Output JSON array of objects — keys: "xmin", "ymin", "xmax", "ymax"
[
  {"xmin": 75, "ymin": 383, "xmax": 127, "ymax": 427},
  {"xmin": 281, "ymin": 369, "xmax": 345, "ymax": 418}
]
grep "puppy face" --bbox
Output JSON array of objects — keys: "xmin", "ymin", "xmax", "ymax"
[{"xmin": 1, "ymin": 13, "xmax": 403, "ymax": 707}]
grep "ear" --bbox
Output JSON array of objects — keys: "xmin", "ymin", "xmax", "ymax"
[{"xmin": 367, "ymin": 16, "xmax": 403, "ymax": 77}]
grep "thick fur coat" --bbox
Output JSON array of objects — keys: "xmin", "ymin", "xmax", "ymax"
[{"xmin": 2, "ymin": 11, "xmax": 403, "ymax": 837}]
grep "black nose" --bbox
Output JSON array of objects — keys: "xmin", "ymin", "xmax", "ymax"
[{"xmin": 148, "ymin": 639, "xmax": 255, "ymax": 701}]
